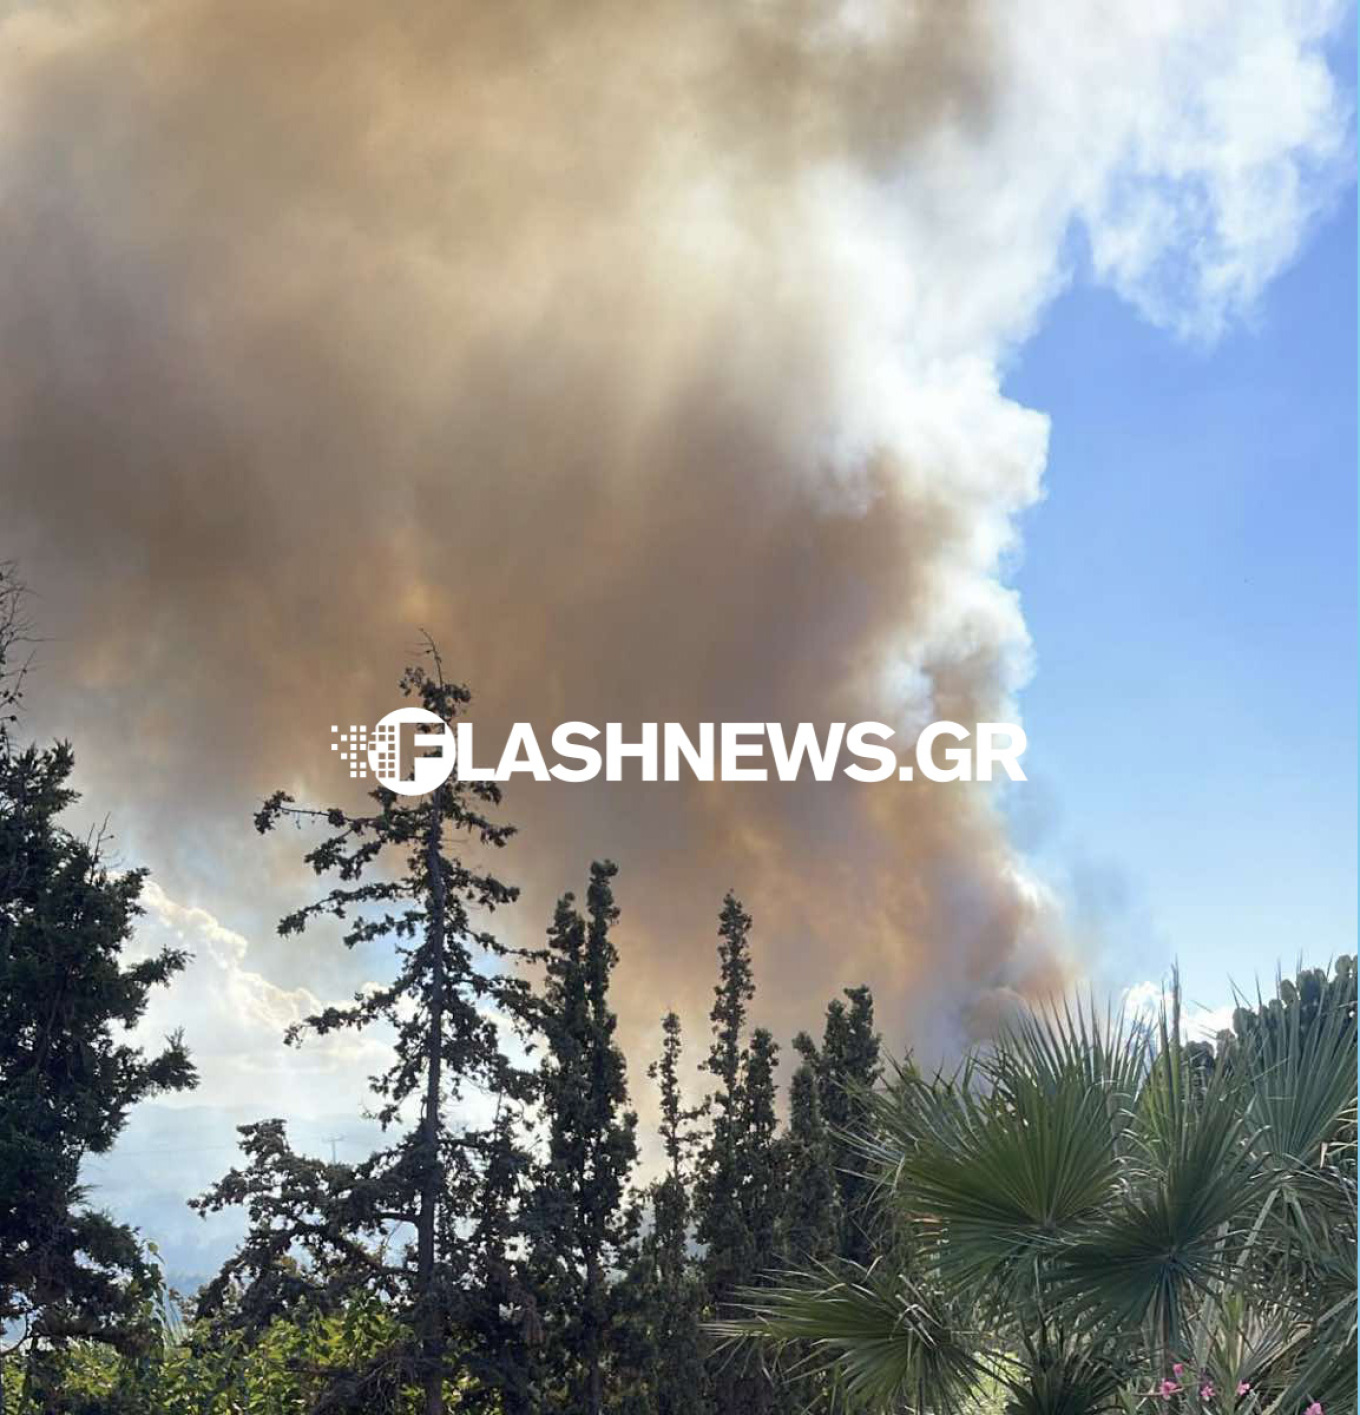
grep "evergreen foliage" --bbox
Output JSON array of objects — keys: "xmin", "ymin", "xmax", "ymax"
[
  {"xmin": 525, "ymin": 861, "xmax": 639, "ymax": 1414},
  {"xmin": 0, "ymin": 570, "xmax": 195, "ymax": 1401},
  {"xmin": 781, "ymin": 1032, "xmax": 840, "ymax": 1268},
  {"xmin": 815, "ymin": 984, "xmax": 881, "ymax": 1266},
  {"xmin": 694, "ymin": 895, "xmax": 790, "ymax": 1415},
  {"xmin": 192, "ymin": 653, "xmax": 535, "ymax": 1415}
]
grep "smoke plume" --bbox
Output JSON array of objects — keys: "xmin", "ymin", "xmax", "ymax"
[{"xmin": 0, "ymin": 0, "xmax": 1348, "ymax": 1070}]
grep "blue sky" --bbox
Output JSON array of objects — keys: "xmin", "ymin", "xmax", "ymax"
[{"xmin": 1007, "ymin": 177, "xmax": 1356, "ymax": 1012}]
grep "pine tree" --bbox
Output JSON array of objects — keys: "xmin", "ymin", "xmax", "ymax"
[
  {"xmin": 0, "ymin": 569, "xmax": 196, "ymax": 1392},
  {"xmin": 817, "ymin": 985, "xmax": 881, "ymax": 1266},
  {"xmin": 526, "ymin": 861, "xmax": 639, "ymax": 1415},
  {"xmin": 194, "ymin": 653, "xmax": 535, "ymax": 1415}
]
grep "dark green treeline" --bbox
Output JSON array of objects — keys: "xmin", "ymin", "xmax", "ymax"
[{"xmin": 0, "ymin": 634, "xmax": 884, "ymax": 1414}]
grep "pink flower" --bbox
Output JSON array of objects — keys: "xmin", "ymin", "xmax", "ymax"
[
  {"xmin": 1304, "ymin": 1404, "xmax": 1323, "ymax": 1415},
  {"xmin": 1236, "ymin": 1385, "xmax": 1251, "ymax": 1398},
  {"xmin": 1174, "ymin": 1365, "xmax": 1186, "ymax": 1377},
  {"xmin": 1201, "ymin": 1386, "xmax": 1216, "ymax": 1402},
  {"xmin": 1161, "ymin": 1381, "xmax": 1182, "ymax": 1398}
]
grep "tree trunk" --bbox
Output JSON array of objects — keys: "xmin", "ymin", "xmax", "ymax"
[{"xmin": 417, "ymin": 786, "xmax": 447, "ymax": 1415}]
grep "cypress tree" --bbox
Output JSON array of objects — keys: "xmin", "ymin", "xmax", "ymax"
[
  {"xmin": 818, "ymin": 985, "xmax": 881, "ymax": 1265},
  {"xmin": 774, "ymin": 1033, "xmax": 841, "ymax": 1413},
  {"xmin": 740, "ymin": 1028, "xmax": 784, "ymax": 1286},
  {"xmin": 696, "ymin": 894, "xmax": 756, "ymax": 1314},
  {"xmin": 527, "ymin": 861, "xmax": 638, "ymax": 1415},
  {"xmin": 611, "ymin": 1005, "xmax": 709, "ymax": 1415},
  {"xmin": 696, "ymin": 894, "xmax": 789, "ymax": 1415},
  {"xmin": 780, "ymin": 1033, "xmax": 840, "ymax": 1267},
  {"xmin": 737, "ymin": 1028, "xmax": 787, "ymax": 1415},
  {"xmin": 644, "ymin": 1012, "xmax": 708, "ymax": 1415}
]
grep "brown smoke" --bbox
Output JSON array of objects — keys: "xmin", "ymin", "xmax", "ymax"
[{"xmin": 0, "ymin": 0, "xmax": 1069, "ymax": 1073}]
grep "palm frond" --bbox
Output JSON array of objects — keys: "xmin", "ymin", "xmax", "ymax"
[
  {"xmin": 996, "ymin": 1326, "xmax": 1128, "ymax": 1415},
  {"xmin": 712, "ymin": 1262, "xmax": 976, "ymax": 1413}
]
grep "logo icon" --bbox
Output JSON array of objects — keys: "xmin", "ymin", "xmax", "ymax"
[{"xmin": 331, "ymin": 708, "xmax": 456, "ymax": 796}]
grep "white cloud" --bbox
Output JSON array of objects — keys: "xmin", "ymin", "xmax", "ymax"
[
  {"xmin": 1068, "ymin": 0, "xmax": 1352, "ymax": 339},
  {"xmin": 129, "ymin": 880, "xmax": 393, "ymax": 1119},
  {"xmin": 78, "ymin": 884, "xmax": 401, "ymax": 1287},
  {"xmin": 894, "ymin": 0, "xmax": 1351, "ymax": 350},
  {"xmin": 1124, "ymin": 980, "xmax": 1239, "ymax": 1042}
]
